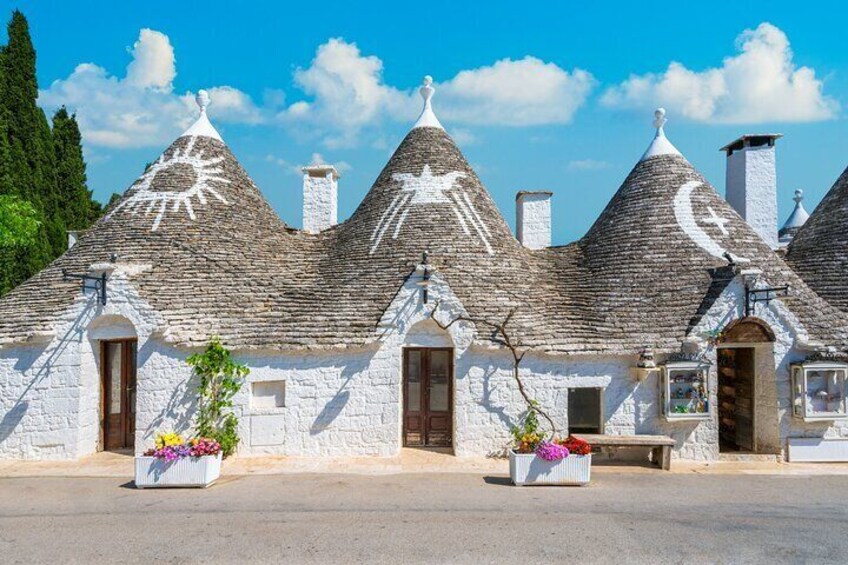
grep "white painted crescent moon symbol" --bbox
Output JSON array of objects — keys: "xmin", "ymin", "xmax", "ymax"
[{"xmin": 673, "ymin": 180, "xmax": 749, "ymax": 263}]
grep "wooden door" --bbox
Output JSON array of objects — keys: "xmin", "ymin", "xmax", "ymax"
[
  {"xmin": 717, "ymin": 347, "xmax": 755, "ymax": 452},
  {"xmin": 734, "ymin": 349, "xmax": 755, "ymax": 451},
  {"xmin": 101, "ymin": 340, "xmax": 137, "ymax": 451},
  {"xmin": 403, "ymin": 348, "xmax": 453, "ymax": 447}
]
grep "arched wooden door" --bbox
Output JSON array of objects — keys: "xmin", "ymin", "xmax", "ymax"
[
  {"xmin": 101, "ymin": 339, "xmax": 137, "ymax": 451},
  {"xmin": 403, "ymin": 348, "xmax": 453, "ymax": 447}
]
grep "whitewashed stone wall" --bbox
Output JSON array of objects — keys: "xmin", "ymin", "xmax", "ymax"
[
  {"xmin": 2, "ymin": 262, "xmax": 845, "ymax": 462},
  {"xmin": 0, "ymin": 264, "xmax": 161, "ymax": 460}
]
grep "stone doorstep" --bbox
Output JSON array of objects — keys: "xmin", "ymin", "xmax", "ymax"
[{"xmin": 3, "ymin": 450, "xmax": 848, "ymax": 479}]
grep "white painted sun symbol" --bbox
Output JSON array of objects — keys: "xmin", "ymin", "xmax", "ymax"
[
  {"xmin": 106, "ymin": 136, "xmax": 230, "ymax": 231},
  {"xmin": 369, "ymin": 165, "xmax": 493, "ymax": 255}
]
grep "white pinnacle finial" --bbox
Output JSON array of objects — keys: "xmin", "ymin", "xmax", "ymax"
[
  {"xmin": 180, "ymin": 88, "xmax": 222, "ymax": 141},
  {"xmin": 421, "ymin": 75, "xmax": 435, "ymax": 102},
  {"xmin": 653, "ymin": 107, "xmax": 667, "ymax": 130},
  {"xmin": 640, "ymin": 107, "xmax": 681, "ymax": 161},
  {"xmin": 196, "ymin": 89, "xmax": 210, "ymax": 114},
  {"xmin": 781, "ymin": 188, "xmax": 810, "ymax": 234},
  {"xmin": 413, "ymin": 75, "xmax": 444, "ymax": 130}
]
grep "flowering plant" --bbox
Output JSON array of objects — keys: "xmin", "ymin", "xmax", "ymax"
[
  {"xmin": 705, "ymin": 327, "xmax": 725, "ymax": 347},
  {"xmin": 144, "ymin": 432, "xmax": 221, "ymax": 461},
  {"xmin": 535, "ymin": 441, "xmax": 570, "ymax": 461},
  {"xmin": 154, "ymin": 431, "xmax": 184, "ymax": 449},
  {"xmin": 511, "ymin": 408, "xmax": 544, "ymax": 454},
  {"xmin": 558, "ymin": 435, "xmax": 592, "ymax": 456},
  {"xmin": 511, "ymin": 408, "xmax": 593, "ymax": 459}
]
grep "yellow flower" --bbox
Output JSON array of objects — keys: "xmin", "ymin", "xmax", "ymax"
[{"xmin": 154, "ymin": 431, "xmax": 184, "ymax": 449}]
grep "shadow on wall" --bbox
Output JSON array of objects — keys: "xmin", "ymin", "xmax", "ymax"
[
  {"xmin": 143, "ymin": 341, "xmax": 198, "ymax": 439},
  {"xmin": 0, "ymin": 401, "xmax": 28, "ymax": 444},
  {"xmin": 477, "ymin": 364, "xmax": 514, "ymax": 430},
  {"xmin": 309, "ymin": 349, "xmax": 378, "ymax": 436},
  {"xmin": 310, "ymin": 389, "xmax": 351, "ymax": 436},
  {"xmin": 0, "ymin": 294, "xmax": 99, "ymax": 445}
]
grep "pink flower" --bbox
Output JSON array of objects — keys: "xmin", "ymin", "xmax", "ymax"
[{"xmin": 535, "ymin": 441, "xmax": 570, "ymax": 461}]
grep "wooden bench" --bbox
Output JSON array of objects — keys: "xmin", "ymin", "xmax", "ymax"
[{"xmin": 574, "ymin": 434, "xmax": 676, "ymax": 470}]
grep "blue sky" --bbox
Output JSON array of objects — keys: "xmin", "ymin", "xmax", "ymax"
[{"xmin": 6, "ymin": 0, "xmax": 848, "ymax": 244}]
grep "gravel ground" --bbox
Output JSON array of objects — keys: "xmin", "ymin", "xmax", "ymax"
[{"xmin": 1, "ymin": 471, "xmax": 846, "ymax": 564}]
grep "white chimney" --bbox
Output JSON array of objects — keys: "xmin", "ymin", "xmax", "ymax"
[
  {"xmin": 516, "ymin": 191, "xmax": 552, "ymax": 250},
  {"xmin": 721, "ymin": 134, "xmax": 782, "ymax": 248},
  {"xmin": 301, "ymin": 164, "xmax": 340, "ymax": 234}
]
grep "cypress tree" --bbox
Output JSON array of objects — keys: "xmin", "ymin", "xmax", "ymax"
[
  {"xmin": 0, "ymin": 10, "xmax": 105, "ymax": 296},
  {"xmin": 0, "ymin": 10, "xmax": 58, "ymax": 289},
  {"xmin": 52, "ymin": 107, "xmax": 99, "ymax": 229}
]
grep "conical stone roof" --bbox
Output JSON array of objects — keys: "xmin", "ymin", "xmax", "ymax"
[
  {"xmin": 0, "ymin": 94, "xmax": 318, "ymax": 347},
  {"xmin": 787, "ymin": 167, "xmax": 848, "ymax": 313},
  {"xmin": 545, "ymin": 112, "xmax": 848, "ymax": 352},
  {"xmin": 317, "ymin": 121, "xmax": 580, "ymax": 348}
]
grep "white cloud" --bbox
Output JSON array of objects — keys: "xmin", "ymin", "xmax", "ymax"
[
  {"xmin": 39, "ymin": 29, "xmax": 264, "ymax": 148},
  {"xmin": 279, "ymin": 38, "xmax": 412, "ymax": 148},
  {"xmin": 439, "ymin": 57, "xmax": 594, "ymax": 126},
  {"xmin": 601, "ymin": 23, "xmax": 838, "ymax": 123},
  {"xmin": 567, "ymin": 159, "xmax": 610, "ymax": 171},
  {"xmin": 124, "ymin": 29, "xmax": 175, "ymax": 90},
  {"xmin": 282, "ymin": 39, "xmax": 594, "ymax": 147}
]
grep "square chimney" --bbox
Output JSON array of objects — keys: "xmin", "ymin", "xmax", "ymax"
[
  {"xmin": 721, "ymin": 134, "xmax": 782, "ymax": 249},
  {"xmin": 516, "ymin": 191, "xmax": 552, "ymax": 250},
  {"xmin": 302, "ymin": 164, "xmax": 340, "ymax": 234}
]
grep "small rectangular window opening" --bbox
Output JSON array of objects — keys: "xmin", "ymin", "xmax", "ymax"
[
  {"xmin": 251, "ymin": 381, "xmax": 286, "ymax": 410},
  {"xmin": 568, "ymin": 387, "xmax": 604, "ymax": 434}
]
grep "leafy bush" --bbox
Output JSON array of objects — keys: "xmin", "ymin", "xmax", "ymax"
[
  {"xmin": 510, "ymin": 407, "xmax": 543, "ymax": 453},
  {"xmin": 0, "ymin": 195, "xmax": 41, "ymax": 248},
  {"xmin": 186, "ymin": 337, "xmax": 249, "ymax": 458}
]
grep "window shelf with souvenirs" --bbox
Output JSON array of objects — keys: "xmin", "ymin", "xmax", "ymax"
[
  {"xmin": 791, "ymin": 360, "xmax": 848, "ymax": 422},
  {"xmin": 660, "ymin": 360, "xmax": 711, "ymax": 421}
]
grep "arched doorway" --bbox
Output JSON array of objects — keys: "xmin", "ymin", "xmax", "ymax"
[
  {"xmin": 717, "ymin": 317, "xmax": 775, "ymax": 454},
  {"xmin": 402, "ymin": 319, "xmax": 454, "ymax": 449},
  {"xmin": 88, "ymin": 316, "xmax": 138, "ymax": 452}
]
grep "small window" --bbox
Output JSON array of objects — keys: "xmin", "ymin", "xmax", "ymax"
[
  {"xmin": 791, "ymin": 362, "xmax": 848, "ymax": 421},
  {"xmin": 251, "ymin": 381, "xmax": 285, "ymax": 410},
  {"xmin": 568, "ymin": 387, "xmax": 604, "ymax": 434},
  {"xmin": 660, "ymin": 361, "xmax": 711, "ymax": 421}
]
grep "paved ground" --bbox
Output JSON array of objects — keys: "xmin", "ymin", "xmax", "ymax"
[
  {"xmin": 4, "ymin": 448, "xmax": 848, "ymax": 478},
  {"xmin": 2, "ymin": 471, "xmax": 848, "ymax": 564}
]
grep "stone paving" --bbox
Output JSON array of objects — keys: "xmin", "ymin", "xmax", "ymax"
[{"xmin": 2, "ymin": 448, "xmax": 848, "ymax": 479}]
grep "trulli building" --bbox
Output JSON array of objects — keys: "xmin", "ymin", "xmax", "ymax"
[{"xmin": 1, "ymin": 81, "xmax": 847, "ymax": 462}]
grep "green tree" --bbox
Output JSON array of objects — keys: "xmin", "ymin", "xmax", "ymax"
[
  {"xmin": 0, "ymin": 10, "xmax": 58, "ymax": 287},
  {"xmin": 53, "ymin": 107, "xmax": 99, "ymax": 228},
  {"xmin": 0, "ymin": 194, "xmax": 40, "ymax": 247},
  {"xmin": 0, "ymin": 193, "xmax": 41, "ymax": 294}
]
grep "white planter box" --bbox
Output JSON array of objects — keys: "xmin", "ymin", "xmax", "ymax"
[
  {"xmin": 509, "ymin": 451, "xmax": 591, "ymax": 486},
  {"xmin": 134, "ymin": 453, "xmax": 222, "ymax": 488}
]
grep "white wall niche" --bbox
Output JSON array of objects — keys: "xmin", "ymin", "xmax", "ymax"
[{"xmin": 250, "ymin": 380, "xmax": 286, "ymax": 411}]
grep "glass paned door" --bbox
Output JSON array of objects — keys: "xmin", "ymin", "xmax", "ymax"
[
  {"xmin": 101, "ymin": 340, "xmax": 137, "ymax": 451},
  {"xmin": 403, "ymin": 348, "xmax": 453, "ymax": 447}
]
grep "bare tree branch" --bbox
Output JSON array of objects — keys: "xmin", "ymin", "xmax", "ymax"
[{"xmin": 430, "ymin": 302, "xmax": 559, "ymax": 437}]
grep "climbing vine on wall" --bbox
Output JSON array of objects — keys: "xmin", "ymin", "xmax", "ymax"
[{"xmin": 187, "ymin": 337, "xmax": 249, "ymax": 457}]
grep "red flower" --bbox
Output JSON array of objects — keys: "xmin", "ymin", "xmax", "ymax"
[{"xmin": 557, "ymin": 435, "xmax": 592, "ymax": 456}]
